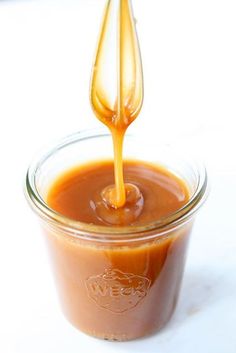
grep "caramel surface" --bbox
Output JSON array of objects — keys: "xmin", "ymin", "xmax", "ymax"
[{"xmin": 47, "ymin": 160, "xmax": 189, "ymax": 226}]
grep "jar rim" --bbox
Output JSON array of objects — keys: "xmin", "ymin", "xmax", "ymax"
[{"xmin": 25, "ymin": 129, "xmax": 208, "ymax": 242}]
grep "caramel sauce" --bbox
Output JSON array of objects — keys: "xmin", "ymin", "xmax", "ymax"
[
  {"xmin": 90, "ymin": 0, "xmax": 143, "ymax": 210},
  {"xmin": 47, "ymin": 160, "xmax": 189, "ymax": 226},
  {"xmin": 45, "ymin": 160, "xmax": 192, "ymax": 340}
]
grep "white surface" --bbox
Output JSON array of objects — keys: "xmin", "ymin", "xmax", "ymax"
[{"xmin": 0, "ymin": 0, "xmax": 236, "ymax": 352}]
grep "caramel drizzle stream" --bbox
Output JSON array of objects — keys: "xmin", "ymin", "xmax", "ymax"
[{"xmin": 90, "ymin": 0, "xmax": 143, "ymax": 208}]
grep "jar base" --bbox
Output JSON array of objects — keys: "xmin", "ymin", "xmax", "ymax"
[{"xmin": 64, "ymin": 310, "xmax": 175, "ymax": 342}]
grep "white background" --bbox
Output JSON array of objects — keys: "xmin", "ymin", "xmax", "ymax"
[{"xmin": 0, "ymin": 0, "xmax": 236, "ymax": 352}]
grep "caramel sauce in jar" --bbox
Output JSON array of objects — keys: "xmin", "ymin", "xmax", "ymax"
[{"xmin": 45, "ymin": 159, "xmax": 192, "ymax": 340}]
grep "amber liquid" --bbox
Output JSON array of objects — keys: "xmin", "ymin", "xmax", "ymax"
[
  {"xmin": 90, "ymin": 0, "xmax": 143, "ymax": 209},
  {"xmin": 45, "ymin": 160, "xmax": 191, "ymax": 340},
  {"xmin": 47, "ymin": 160, "xmax": 189, "ymax": 226}
]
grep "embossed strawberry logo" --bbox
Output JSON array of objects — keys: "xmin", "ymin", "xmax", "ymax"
[{"xmin": 85, "ymin": 269, "xmax": 151, "ymax": 313}]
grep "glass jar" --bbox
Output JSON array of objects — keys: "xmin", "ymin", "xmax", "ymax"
[{"xmin": 25, "ymin": 129, "xmax": 208, "ymax": 341}]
